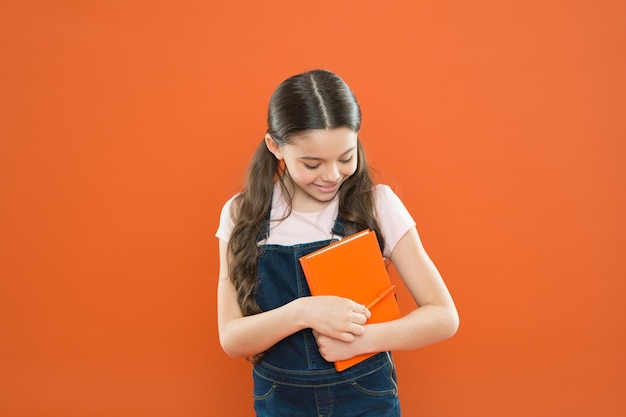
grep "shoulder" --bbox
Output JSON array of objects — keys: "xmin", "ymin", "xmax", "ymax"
[
  {"xmin": 221, "ymin": 192, "xmax": 241, "ymax": 219},
  {"xmin": 373, "ymin": 184, "xmax": 407, "ymax": 210},
  {"xmin": 373, "ymin": 183, "xmax": 397, "ymax": 201},
  {"xmin": 215, "ymin": 192, "xmax": 241, "ymax": 242}
]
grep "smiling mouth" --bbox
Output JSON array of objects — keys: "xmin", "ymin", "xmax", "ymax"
[{"xmin": 314, "ymin": 183, "xmax": 339, "ymax": 193}]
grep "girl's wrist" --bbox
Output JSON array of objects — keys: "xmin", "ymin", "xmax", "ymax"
[
  {"xmin": 360, "ymin": 323, "xmax": 384, "ymax": 354},
  {"xmin": 289, "ymin": 296, "xmax": 311, "ymax": 331}
]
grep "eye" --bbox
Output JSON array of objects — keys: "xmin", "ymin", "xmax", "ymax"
[
  {"xmin": 304, "ymin": 163, "xmax": 320, "ymax": 170},
  {"xmin": 340, "ymin": 155, "xmax": 354, "ymax": 164}
]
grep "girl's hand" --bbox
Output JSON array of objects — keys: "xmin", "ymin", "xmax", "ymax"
[
  {"xmin": 313, "ymin": 329, "xmax": 361, "ymax": 362},
  {"xmin": 300, "ymin": 296, "xmax": 371, "ymax": 342}
]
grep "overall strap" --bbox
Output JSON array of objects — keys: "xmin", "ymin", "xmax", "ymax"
[{"xmin": 330, "ymin": 215, "xmax": 348, "ymax": 239}]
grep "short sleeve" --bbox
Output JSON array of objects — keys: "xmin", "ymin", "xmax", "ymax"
[
  {"xmin": 374, "ymin": 184, "xmax": 416, "ymax": 257},
  {"xmin": 215, "ymin": 194, "xmax": 238, "ymax": 243}
]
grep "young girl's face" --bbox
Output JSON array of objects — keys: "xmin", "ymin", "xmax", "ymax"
[{"xmin": 266, "ymin": 127, "xmax": 358, "ymax": 212}]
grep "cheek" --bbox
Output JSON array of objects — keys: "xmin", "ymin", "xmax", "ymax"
[
  {"xmin": 299, "ymin": 171, "xmax": 318, "ymax": 183},
  {"xmin": 287, "ymin": 164, "xmax": 316, "ymax": 183},
  {"xmin": 341, "ymin": 161, "xmax": 358, "ymax": 177}
]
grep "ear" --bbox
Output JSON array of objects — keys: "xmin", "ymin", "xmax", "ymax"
[{"xmin": 264, "ymin": 134, "xmax": 283, "ymax": 160}]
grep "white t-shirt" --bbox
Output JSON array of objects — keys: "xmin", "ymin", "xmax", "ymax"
[{"xmin": 216, "ymin": 182, "xmax": 416, "ymax": 257}]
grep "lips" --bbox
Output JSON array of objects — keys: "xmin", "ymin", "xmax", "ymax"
[{"xmin": 314, "ymin": 183, "xmax": 340, "ymax": 193}]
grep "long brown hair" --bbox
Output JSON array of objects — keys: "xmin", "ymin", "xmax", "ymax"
[{"xmin": 228, "ymin": 69, "xmax": 385, "ymax": 317}]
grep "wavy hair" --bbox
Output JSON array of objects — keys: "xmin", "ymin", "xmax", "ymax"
[{"xmin": 227, "ymin": 69, "xmax": 385, "ymax": 320}]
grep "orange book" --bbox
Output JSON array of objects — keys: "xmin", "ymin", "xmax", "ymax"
[{"xmin": 299, "ymin": 229, "xmax": 402, "ymax": 371}]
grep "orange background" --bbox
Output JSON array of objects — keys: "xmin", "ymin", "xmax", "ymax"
[{"xmin": 1, "ymin": 1, "xmax": 625, "ymax": 416}]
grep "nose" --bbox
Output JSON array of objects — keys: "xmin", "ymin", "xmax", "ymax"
[{"xmin": 321, "ymin": 163, "xmax": 341, "ymax": 183}]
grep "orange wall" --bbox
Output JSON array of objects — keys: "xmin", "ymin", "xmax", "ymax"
[{"xmin": 1, "ymin": 1, "xmax": 625, "ymax": 416}]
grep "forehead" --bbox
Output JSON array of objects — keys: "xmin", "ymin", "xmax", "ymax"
[{"xmin": 286, "ymin": 128, "xmax": 358, "ymax": 156}]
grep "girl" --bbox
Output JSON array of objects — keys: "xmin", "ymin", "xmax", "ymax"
[{"xmin": 216, "ymin": 69, "xmax": 459, "ymax": 416}]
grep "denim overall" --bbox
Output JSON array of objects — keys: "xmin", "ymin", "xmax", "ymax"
[{"xmin": 252, "ymin": 211, "xmax": 401, "ymax": 417}]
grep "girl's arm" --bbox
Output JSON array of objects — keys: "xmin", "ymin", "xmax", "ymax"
[
  {"xmin": 314, "ymin": 227, "xmax": 459, "ymax": 362},
  {"xmin": 217, "ymin": 239, "xmax": 371, "ymax": 358}
]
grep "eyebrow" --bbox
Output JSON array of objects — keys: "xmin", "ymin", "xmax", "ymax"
[{"xmin": 299, "ymin": 146, "xmax": 356, "ymax": 161}]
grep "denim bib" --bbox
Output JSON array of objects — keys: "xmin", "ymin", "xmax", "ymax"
[{"xmin": 251, "ymin": 208, "xmax": 401, "ymax": 416}]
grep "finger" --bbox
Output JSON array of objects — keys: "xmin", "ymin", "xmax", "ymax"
[
  {"xmin": 351, "ymin": 311, "xmax": 367, "ymax": 325},
  {"xmin": 348, "ymin": 323, "xmax": 365, "ymax": 336},
  {"xmin": 351, "ymin": 302, "xmax": 371, "ymax": 319},
  {"xmin": 338, "ymin": 332, "xmax": 356, "ymax": 343}
]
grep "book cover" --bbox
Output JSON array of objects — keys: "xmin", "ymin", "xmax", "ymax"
[{"xmin": 299, "ymin": 229, "xmax": 401, "ymax": 371}]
